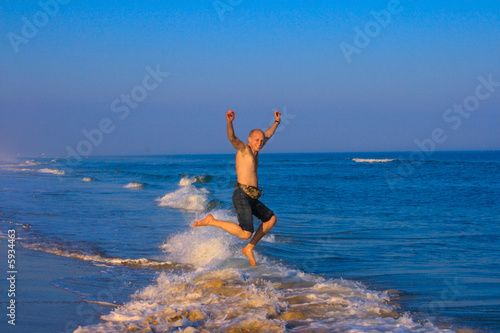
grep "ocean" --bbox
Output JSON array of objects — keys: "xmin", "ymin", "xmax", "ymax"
[{"xmin": 0, "ymin": 151, "xmax": 499, "ymax": 332}]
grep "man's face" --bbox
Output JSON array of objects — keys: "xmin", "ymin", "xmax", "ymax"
[{"xmin": 249, "ymin": 131, "xmax": 264, "ymax": 152}]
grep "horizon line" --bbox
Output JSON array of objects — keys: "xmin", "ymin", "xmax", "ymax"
[{"xmin": 13, "ymin": 149, "xmax": 500, "ymax": 159}]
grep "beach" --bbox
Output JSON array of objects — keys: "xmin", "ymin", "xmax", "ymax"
[
  {"xmin": 1, "ymin": 243, "xmax": 108, "ymax": 333},
  {"xmin": 1, "ymin": 152, "xmax": 499, "ymax": 332}
]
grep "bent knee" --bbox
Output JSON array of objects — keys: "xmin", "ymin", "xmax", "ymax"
[
  {"xmin": 265, "ymin": 215, "xmax": 277, "ymax": 225},
  {"xmin": 240, "ymin": 231, "xmax": 252, "ymax": 240}
]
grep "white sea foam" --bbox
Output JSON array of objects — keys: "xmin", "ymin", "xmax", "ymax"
[
  {"xmin": 179, "ymin": 175, "xmax": 195, "ymax": 186},
  {"xmin": 1, "ymin": 159, "xmax": 47, "ymax": 171},
  {"xmin": 123, "ymin": 182, "xmax": 144, "ymax": 189},
  {"xmin": 352, "ymin": 158, "xmax": 395, "ymax": 163},
  {"xmin": 38, "ymin": 168, "xmax": 67, "ymax": 175},
  {"xmin": 156, "ymin": 185, "xmax": 209, "ymax": 211},
  {"xmin": 82, "ymin": 177, "xmax": 94, "ymax": 182},
  {"xmin": 262, "ymin": 233, "xmax": 276, "ymax": 243},
  {"xmin": 179, "ymin": 175, "xmax": 212, "ymax": 186},
  {"xmin": 3, "ymin": 160, "xmax": 47, "ymax": 168},
  {"xmin": 161, "ymin": 210, "xmax": 238, "ymax": 268},
  {"xmin": 73, "ymin": 260, "xmax": 453, "ymax": 333}
]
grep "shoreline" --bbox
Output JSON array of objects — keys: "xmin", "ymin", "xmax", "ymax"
[{"xmin": 1, "ymin": 242, "xmax": 109, "ymax": 333}]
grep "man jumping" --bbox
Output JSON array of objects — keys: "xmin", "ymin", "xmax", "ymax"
[{"xmin": 194, "ymin": 110, "xmax": 281, "ymax": 266}]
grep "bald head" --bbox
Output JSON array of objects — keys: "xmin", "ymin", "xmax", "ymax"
[
  {"xmin": 249, "ymin": 129, "xmax": 264, "ymax": 138},
  {"xmin": 248, "ymin": 129, "xmax": 265, "ymax": 152}
]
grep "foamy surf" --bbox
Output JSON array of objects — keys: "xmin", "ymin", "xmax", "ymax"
[
  {"xmin": 156, "ymin": 185, "xmax": 210, "ymax": 211},
  {"xmin": 353, "ymin": 158, "xmax": 395, "ymax": 163},
  {"xmin": 74, "ymin": 208, "xmax": 454, "ymax": 333},
  {"xmin": 82, "ymin": 177, "xmax": 95, "ymax": 182},
  {"xmin": 73, "ymin": 263, "xmax": 453, "ymax": 333},
  {"xmin": 161, "ymin": 209, "xmax": 239, "ymax": 267}
]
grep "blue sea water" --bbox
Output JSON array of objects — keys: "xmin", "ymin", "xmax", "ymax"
[{"xmin": 0, "ymin": 151, "xmax": 499, "ymax": 332}]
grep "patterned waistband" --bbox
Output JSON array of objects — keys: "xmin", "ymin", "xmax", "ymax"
[{"xmin": 233, "ymin": 183, "xmax": 262, "ymax": 199}]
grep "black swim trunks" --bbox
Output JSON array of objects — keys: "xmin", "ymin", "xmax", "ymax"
[{"xmin": 232, "ymin": 187, "xmax": 274, "ymax": 233}]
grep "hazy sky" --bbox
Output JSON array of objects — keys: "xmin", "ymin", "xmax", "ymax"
[{"xmin": 1, "ymin": 0, "xmax": 499, "ymax": 157}]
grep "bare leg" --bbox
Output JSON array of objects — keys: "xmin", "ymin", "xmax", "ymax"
[
  {"xmin": 242, "ymin": 215, "xmax": 277, "ymax": 266},
  {"xmin": 194, "ymin": 214, "xmax": 252, "ymax": 240}
]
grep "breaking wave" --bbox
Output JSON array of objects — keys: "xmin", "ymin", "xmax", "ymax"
[
  {"xmin": 160, "ymin": 210, "xmax": 238, "ymax": 267},
  {"xmin": 179, "ymin": 175, "xmax": 213, "ymax": 186},
  {"xmin": 156, "ymin": 185, "xmax": 210, "ymax": 212}
]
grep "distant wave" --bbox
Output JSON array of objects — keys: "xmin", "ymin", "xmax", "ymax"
[
  {"xmin": 3, "ymin": 167, "xmax": 32, "ymax": 172},
  {"xmin": 6, "ymin": 160, "xmax": 49, "ymax": 168},
  {"xmin": 82, "ymin": 177, "xmax": 95, "ymax": 182},
  {"xmin": 23, "ymin": 160, "xmax": 42, "ymax": 166},
  {"xmin": 38, "ymin": 168, "xmax": 67, "ymax": 175},
  {"xmin": 352, "ymin": 158, "xmax": 395, "ymax": 163},
  {"xmin": 156, "ymin": 185, "xmax": 209, "ymax": 212},
  {"xmin": 0, "ymin": 160, "xmax": 48, "ymax": 171},
  {"xmin": 124, "ymin": 182, "xmax": 145, "ymax": 189}
]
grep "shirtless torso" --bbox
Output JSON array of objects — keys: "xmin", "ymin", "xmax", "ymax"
[
  {"xmin": 235, "ymin": 145, "xmax": 259, "ymax": 188},
  {"xmin": 227, "ymin": 110, "xmax": 268, "ymax": 188}
]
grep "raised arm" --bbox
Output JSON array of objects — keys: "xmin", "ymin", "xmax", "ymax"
[
  {"xmin": 263, "ymin": 110, "xmax": 282, "ymax": 146},
  {"xmin": 226, "ymin": 110, "xmax": 246, "ymax": 150}
]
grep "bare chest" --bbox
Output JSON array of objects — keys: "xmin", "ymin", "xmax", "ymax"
[{"xmin": 235, "ymin": 150, "xmax": 258, "ymax": 172}]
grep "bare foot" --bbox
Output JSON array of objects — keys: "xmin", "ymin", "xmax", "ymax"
[
  {"xmin": 242, "ymin": 245, "xmax": 257, "ymax": 266},
  {"xmin": 194, "ymin": 214, "xmax": 214, "ymax": 227}
]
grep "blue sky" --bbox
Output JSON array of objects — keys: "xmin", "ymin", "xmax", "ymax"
[{"xmin": 1, "ymin": 0, "xmax": 499, "ymax": 157}]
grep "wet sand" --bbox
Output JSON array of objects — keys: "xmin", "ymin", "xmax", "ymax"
[{"xmin": 1, "ymin": 242, "xmax": 108, "ymax": 333}]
